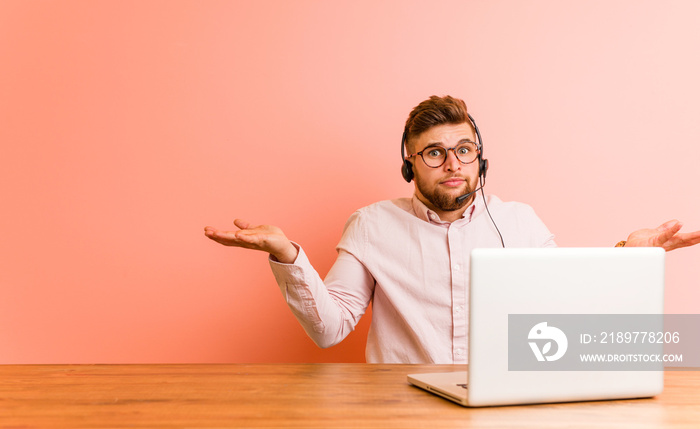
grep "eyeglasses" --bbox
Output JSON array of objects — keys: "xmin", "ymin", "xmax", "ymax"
[{"xmin": 405, "ymin": 142, "xmax": 480, "ymax": 168}]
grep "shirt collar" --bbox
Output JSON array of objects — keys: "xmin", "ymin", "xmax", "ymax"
[{"xmin": 411, "ymin": 194, "xmax": 478, "ymax": 226}]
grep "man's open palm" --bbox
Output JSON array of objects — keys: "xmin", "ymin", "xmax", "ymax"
[{"xmin": 204, "ymin": 219, "xmax": 298, "ymax": 263}]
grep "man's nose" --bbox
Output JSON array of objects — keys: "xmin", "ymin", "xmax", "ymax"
[{"xmin": 444, "ymin": 149, "xmax": 461, "ymax": 170}]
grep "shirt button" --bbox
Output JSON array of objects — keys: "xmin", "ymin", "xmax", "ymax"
[
  {"xmin": 454, "ymin": 264, "xmax": 461, "ymax": 271},
  {"xmin": 455, "ymin": 305, "xmax": 463, "ymax": 314},
  {"xmin": 456, "ymin": 348, "xmax": 464, "ymax": 356}
]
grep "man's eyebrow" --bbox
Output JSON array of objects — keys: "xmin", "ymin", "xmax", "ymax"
[{"xmin": 423, "ymin": 139, "xmax": 476, "ymax": 148}]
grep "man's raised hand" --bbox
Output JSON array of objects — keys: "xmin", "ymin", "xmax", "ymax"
[
  {"xmin": 204, "ymin": 219, "xmax": 299, "ymax": 263},
  {"xmin": 626, "ymin": 220, "xmax": 700, "ymax": 252}
]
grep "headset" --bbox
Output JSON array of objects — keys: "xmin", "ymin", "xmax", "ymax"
[{"xmin": 399, "ymin": 113, "xmax": 504, "ymax": 247}]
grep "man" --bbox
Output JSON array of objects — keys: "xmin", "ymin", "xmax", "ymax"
[{"xmin": 204, "ymin": 95, "xmax": 700, "ymax": 363}]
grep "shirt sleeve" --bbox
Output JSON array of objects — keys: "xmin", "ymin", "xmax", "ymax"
[{"xmin": 268, "ymin": 242, "xmax": 374, "ymax": 349}]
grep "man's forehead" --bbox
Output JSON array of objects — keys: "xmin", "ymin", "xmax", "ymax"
[{"xmin": 412, "ymin": 122, "xmax": 476, "ymax": 149}]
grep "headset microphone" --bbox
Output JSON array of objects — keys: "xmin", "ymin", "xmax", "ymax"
[{"xmin": 455, "ymin": 185, "xmax": 483, "ymax": 205}]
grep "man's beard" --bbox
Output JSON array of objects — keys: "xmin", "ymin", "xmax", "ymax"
[{"xmin": 415, "ymin": 176, "xmax": 473, "ymax": 212}]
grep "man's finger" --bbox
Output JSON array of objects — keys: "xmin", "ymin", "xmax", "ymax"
[
  {"xmin": 212, "ymin": 230, "xmax": 238, "ymax": 241},
  {"xmin": 234, "ymin": 218, "xmax": 251, "ymax": 230},
  {"xmin": 665, "ymin": 231, "xmax": 700, "ymax": 251},
  {"xmin": 653, "ymin": 220, "xmax": 682, "ymax": 246},
  {"xmin": 234, "ymin": 230, "xmax": 259, "ymax": 244},
  {"xmin": 657, "ymin": 219, "xmax": 681, "ymax": 232},
  {"xmin": 204, "ymin": 227, "xmax": 225, "ymax": 239},
  {"xmin": 656, "ymin": 219, "xmax": 680, "ymax": 230}
]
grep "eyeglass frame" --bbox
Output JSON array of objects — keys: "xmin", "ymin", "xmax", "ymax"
[{"xmin": 403, "ymin": 140, "xmax": 481, "ymax": 168}]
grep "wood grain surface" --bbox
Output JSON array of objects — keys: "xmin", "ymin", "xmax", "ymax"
[{"xmin": 1, "ymin": 364, "xmax": 699, "ymax": 428}]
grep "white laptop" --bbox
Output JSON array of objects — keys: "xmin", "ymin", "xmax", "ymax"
[{"xmin": 408, "ymin": 247, "xmax": 666, "ymax": 407}]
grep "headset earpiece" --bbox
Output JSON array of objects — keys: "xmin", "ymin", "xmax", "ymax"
[
  {"xmin": 400, "ymin": 129, "xmax": 414, "ymax": 182},
  {"xmin": 401, "ymin": 160, "xmax": 414, "ymax": 182},
  {"xmin": 468, "ymin": 113, "xmax": 488, "ymax": 181}
]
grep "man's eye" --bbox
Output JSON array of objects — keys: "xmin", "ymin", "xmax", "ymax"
[
  {"xmin": 426, "ymin": 149, "xmax": 443, "ymax": 158},
  {"xmin": 457, "ymin": 144, "xmax": 476, "ymax": 154}
]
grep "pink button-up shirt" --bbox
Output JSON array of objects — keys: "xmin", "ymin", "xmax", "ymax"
[{"xmin": 269, "ymin": 194, "xmax": 556, "ymax": 363}]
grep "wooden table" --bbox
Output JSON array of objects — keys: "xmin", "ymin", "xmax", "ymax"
[{"xmin": 1, "ymin": 364, "xmax": 699, "ymax": 428}]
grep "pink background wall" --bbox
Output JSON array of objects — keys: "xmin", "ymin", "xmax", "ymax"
[{"xmin": 1, "ymin": 0, "xmax": 698, "ymax": 364}]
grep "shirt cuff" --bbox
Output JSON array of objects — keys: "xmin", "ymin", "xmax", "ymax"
[
  {"xmin": 268, "ymin": 241, "xmax": 302, "ymax": 265},
  {"xmin": 268, "ymin": 242, "xmax": 313, "ymax": 289}
]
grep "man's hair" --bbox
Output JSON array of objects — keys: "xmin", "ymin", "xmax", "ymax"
[{"xmin": 403, "ymin": 95, "xmax": 469, "ymax": 151}]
